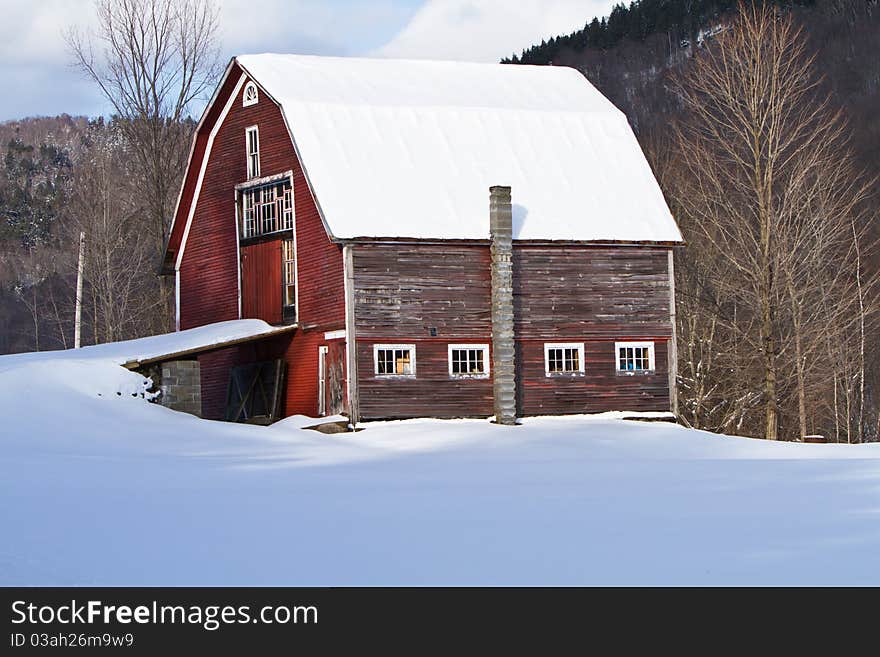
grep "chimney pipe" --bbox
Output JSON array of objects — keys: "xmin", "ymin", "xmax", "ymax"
[{"xmin": 489, "ymin": 186, "xmax": 517, "ymax": 425}]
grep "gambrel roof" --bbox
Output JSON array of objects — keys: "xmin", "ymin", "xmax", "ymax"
[{"xmin": 234, "ymin": 54, "xmax": 682, "ymax": 244}]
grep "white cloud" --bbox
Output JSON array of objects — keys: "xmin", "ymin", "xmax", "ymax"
[
  {"xmin": 219, "ymin": 0, "xmax": 419, "ymax": 57},
  {"xmin": 373, "ymin": 0, "xmax": 618, "ymax": 62},
  {"xmin": 0, "ymin": 0, "xmax": 619, "ymax": 120},
  {"xmin": 0, "ymin": 0, "xmax": 420, "ymax": 120}
]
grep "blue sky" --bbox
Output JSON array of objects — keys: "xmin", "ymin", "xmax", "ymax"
[{"xmin": 0, "ymin": 0, "xmax": 616, "ymax": 121}]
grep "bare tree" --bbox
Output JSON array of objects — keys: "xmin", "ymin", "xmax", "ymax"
[
  {"xmin": 67, "ymin": 0, "xmax": 221, "ymax": 330},
  {"xmin": 61, "ymin": 123, "xmax": 168, "ymax": 344},
  {"xmin": 668, "ymin": 2, "xmax": 879, "ymax": 440}
]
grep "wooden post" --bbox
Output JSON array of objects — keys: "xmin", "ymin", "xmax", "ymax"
[
  {"xmin": 74, "ymin": 231, "xmax": 85, "ymax": 349},
  {"xmin": 490, "ymin": 186, "xmax": 517, "ymax": 425},
  {"xmin": 343, "ymin": 244, "xmax": 359, "ymax": 427},
  {"xmin": 667, "ymin": 248, "xmax": 678, "ymax": 418}
]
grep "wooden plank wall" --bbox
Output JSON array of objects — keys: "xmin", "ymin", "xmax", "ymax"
[
  {"xmin": 353, "ymin": 243, "xmax": 492, "ymax": 419},
  {"xmin": 352, "ymin": 242, "xmax": 672, "ymax": 419},
  {"xmin": 513, "ymin": 245, "xmax": 671, "ymax": 414}
]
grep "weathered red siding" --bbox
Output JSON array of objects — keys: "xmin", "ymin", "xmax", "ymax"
[
  {"xmin": 516, "ymin": 339, "xmax": 669, "ymax": 415},
  {"xmin": 352, "ymin": 242, "xmax": 673, "ymax": 419},
  {"xmin": 356, "ymin": 340, "xmax": 494, "ymax": 419},
  {"xmin": 513, "ymin": 245, "xmax": 671, "ymax": 415},
  {"xmin": 176, "ymin": 64, "xmax": 345, "ymax": 418}
]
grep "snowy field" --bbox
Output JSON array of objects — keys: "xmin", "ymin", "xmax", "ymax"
[{"xmin": 2, "ymin": 324, "xmax": 880, "ymax": 585}]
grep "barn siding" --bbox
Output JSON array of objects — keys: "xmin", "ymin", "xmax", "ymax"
[
  {"xmin": 177, "ymin": 64, "xmax": 345, "ymax": 418},
  {"xmin": 352, "ymin": 242, "xmax": 672, "ymax": 419},
  {"xmin": 516, "ymin": 339, "xmax": 669, "ymax": 415},
  {"xmin": 512, "ymin": 245, "xmax": 672, "ymax": 340},
  {"xmin": 356, "ymin": 340, "xmax": 494, "ymax": 419}
]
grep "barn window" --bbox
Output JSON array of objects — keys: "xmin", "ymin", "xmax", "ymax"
[
  {"xmin": 282, "ymin": 237, "xmax": 296, "ymax": 321},
  {"xmin": 374, "ymin": 344, "xmax": 416, "ymax": 377},
  {"xmin": 240, "ymin": 179, "xmax": 292, "ymax": 239},
  {"xmin": 243, "ymin": 81, "xmax": 258, "ymax": 107},
  {"xmin": 245, "ymin": 126, "xmax": 260, "ymax": 178},
  {"xmin": 448, "ymin": 344, "xmax": 489, "ymax": 377},
  {"xmin": 615, "ymin": 341, "xmax": 655, "ymax": 373},
  {"xmin": 544, "ymin": 343, "xmax": 585, "ymax": 376}
]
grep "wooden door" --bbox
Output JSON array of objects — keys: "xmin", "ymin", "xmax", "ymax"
[
  {"xmin": 317, "ymin": 346, "xmax": 328, "ymax": 416},
  {"xmin": 240, "ymin": 239, "xmax": 282, "ymax": 324},
  {"xmin": 318, "ymin": 343, "xmax": 346, "ymax": 417}
]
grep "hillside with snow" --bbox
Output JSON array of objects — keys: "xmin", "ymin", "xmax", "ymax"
[{"xmin": 1, "ymin": 331, "xmax": 879, "ymax": 585}]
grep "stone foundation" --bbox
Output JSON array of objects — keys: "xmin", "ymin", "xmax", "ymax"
[{"xmin": 160, "ymin": 360, "xmax": 202, "ymax": 417}]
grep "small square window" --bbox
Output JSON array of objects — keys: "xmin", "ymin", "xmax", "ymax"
[
  {"xmin": 615, "ymin": 341, "xmax": 655, "ymax": 373},
  {"xmin": 448, "ymin": 344, "xmax": 489, "ymax": 378},
  {"xmin": 544, "ymin": 343, "xmax": 585, "ymax": 376},
  {"xmin": 374, "ymin": 344, "xmax": 416, "ymax": 377}
]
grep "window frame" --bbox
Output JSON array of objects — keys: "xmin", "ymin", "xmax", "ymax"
[
  {"xmin": 237, "ymin": 176, "xmax": 293, "ymax": 240},
  {"xmin": 245, "ymin": 125, "xmax": 260, "ymax": 179},
  {"xmin": 614, "ymin": 341, "xmax": 656, "ymax": 374},
  {"xmin": 242, "ymin": 81, "xmax": 259, "ymax": 107},
  {"xmin": 447, "ymin": 344, "xmax": 490, "ymax": 378},
  {"xmin": 373, "ymin": 344, "xmax": 417, "ymax": 378},
  {"xmin": 281, "ymin": 236, "xmax": 297, "ymax": 323},
  {"xmin": 543, "ymin": 342, "xmax": 585, "ymax": 377}
]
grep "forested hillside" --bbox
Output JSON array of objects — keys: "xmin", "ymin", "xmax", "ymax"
[
  {"xmin": 507, "ymin": 0, "xmax": 878, "ymax": 163},
  {"xmin": 0, "ymin": 117, "xmax": 183, "ymax": 355}
]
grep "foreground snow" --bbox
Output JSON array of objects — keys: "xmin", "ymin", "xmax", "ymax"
[{"xmin": 1, "ymin": 345, "xmax": 879, "ymax": 585}]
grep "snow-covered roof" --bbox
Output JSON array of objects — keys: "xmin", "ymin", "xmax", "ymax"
[
  {"xmin": 0, "ymin": 320, "xmax": 294, "ymax": 371},
  {"xmin": 234, "ymin": 54, "xmax": 682, "ymax": 243}
]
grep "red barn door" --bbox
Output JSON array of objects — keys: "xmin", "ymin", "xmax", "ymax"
[{"xmin": 240, "ymin": 239, "xmax": 283, "ymax": 325}]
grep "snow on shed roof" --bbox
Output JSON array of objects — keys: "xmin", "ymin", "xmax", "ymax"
[
  {"xmin": 0, "ymin": 320, "xmax": 294, "ymax": 372},
  {"xmin": 234, "ymin": 54, "xmax": 682, "ymax": 243}
]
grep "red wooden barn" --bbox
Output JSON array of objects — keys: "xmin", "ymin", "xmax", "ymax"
[{"xmin": 161, "ymin": 54, "xmax": 684, "ymax": 424}]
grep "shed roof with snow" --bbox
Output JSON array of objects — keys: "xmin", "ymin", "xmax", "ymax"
[{"xmin": 234, "ymin": 54, "xmax": 682, "ymax": 244}]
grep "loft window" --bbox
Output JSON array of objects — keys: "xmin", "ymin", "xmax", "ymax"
[
  {"xmin": 245, "ymin": 126, "xmax": 260, "ymax": 178},
  {"xmin": 374, "ymin": 344, "xmax": 416, "ymax": 377},
  {"xmin": 243, "ymin": 81, "xmax": 258, "ymax": 107},
  {"xmin": 448, "ymin": 344, "xmax": 489, "ymax": 377},
  {"xmin": 240, "ymin": 179, "xmax": 292, "ymax": 239},
  {"xmin": 615, "ymin": 341, "xmax": 655, "ymax": 373},
  {"xmin": 282, "ymin": 237, "xmax": 296, "ymax": 321},
  {"xmin": 544, "ymin": 343, "xmax": 585, "ymax": 376}
]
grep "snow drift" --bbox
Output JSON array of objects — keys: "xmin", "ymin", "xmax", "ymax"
[{"xmin": 1, "ymin": 329, "xmax": 879, "ymax": 585}]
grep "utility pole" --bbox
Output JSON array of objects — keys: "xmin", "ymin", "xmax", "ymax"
[{"xmin": 74, "ymin": 231, "xmax": 85, "ymax": 349}]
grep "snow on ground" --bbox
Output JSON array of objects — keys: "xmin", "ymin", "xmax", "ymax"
[{"xmin": 1, "ymin": 338, "xmax": 880, "ymax": 585}]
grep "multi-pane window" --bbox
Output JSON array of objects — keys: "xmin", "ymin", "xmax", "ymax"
[
  {"xmin": 374, "ymin": 345, "xmax": 416, "ymax": 376},
  {"xmin": 243, "ymin": 81, "xmax": 258, "ymax": 107},
  {"xmin": 615, "ymin": 342, "xmax": 655, "ymax": 372},
  {"xmin": 282, "ymin": 238, "xmax": 296, "ymax": 315},
  {"xmin": 240, "ymin": 180, "xmax": 293, "ymax": 238},
  {"xmin": 448, "ymin": 344, "xmax": 489, "ymax": 377},
  {"xmin": 246, "ymin": 126, "xmax": 260, "ymax": 178},
  {"xmin": 544, "ymin": 343, "xmax": 585, "ymax": 375}
]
